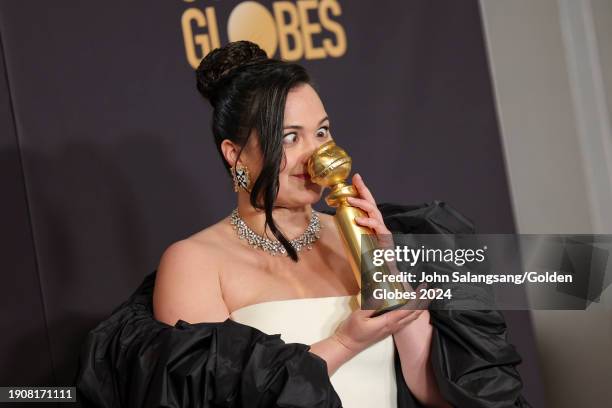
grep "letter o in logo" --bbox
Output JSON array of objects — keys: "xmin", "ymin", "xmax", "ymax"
[{"xmin": 227, "ymin": 1, "xmax": 278, "ymax": 57}]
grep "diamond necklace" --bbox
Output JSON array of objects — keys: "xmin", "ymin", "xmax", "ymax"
[{"xmin": 229, "ymin": 208, "xmax": 322, "ymax": 256}]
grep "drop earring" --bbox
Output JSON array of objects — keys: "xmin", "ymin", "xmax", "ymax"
[{"xmin": 231, "ymin": 163, "xmax": 251, "ymax": 192}]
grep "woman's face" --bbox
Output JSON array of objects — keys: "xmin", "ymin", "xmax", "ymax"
[{"xmin": 242, "ymin": 83, "xmax": 333, "ymax": 208}]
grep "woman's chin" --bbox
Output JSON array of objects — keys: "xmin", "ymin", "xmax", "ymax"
[
  {"xmin": 277, "ymin": 189, "xmax": 323, "ymax": 207},
  {"xmin": 301, "ymin": 190, "xmax": 324, "ymax": 204}
]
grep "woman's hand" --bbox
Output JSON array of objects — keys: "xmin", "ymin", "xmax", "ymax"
[
  {"xmin": 332, "ymin": 292, "xmax": 427, "ymax": 353},
  {"xmin": 311, "ymin": 298, "xmax": 424, "ymax": 377},
  {"xmin": 346, "ymin": 172, "xmax": 410, "ymax": 280},
  {"xmin": 343, "ymin": 172, "xmax": 432, "ymax": 335},
  {"xmin": 346, "ymin": 172, "xmax": 394, "ymax": 251}
]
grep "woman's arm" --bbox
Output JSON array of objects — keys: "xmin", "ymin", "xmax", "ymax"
[
  {"xmin": 393, "ymin": 310, "xmax": 451, "ymax": 408},
  {"xmin": 342, "ymin": 175, "xmax": 451, "ymax": 406},
  {"xmin": 309, "ymin": 334, "xmax": 359, "ymax": 376}
]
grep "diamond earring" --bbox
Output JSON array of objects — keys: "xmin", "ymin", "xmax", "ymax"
[{"xmin": 231, "ymin": 163, "xmax": 251, "ymax": 192}]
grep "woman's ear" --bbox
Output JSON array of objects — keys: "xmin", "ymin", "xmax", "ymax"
[{"xmin": 220, "ymin": 139, "xmax": 239, "ymax": 167}]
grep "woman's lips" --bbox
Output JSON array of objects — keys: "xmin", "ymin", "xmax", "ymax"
[{"xmin": 292, "ymin": 173, "xmax": 310, "ymax": 180}]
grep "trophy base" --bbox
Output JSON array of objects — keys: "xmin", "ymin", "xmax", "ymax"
[{"xmin": 370, "ymin": 299, "xmax": 411, "ymax": 317}]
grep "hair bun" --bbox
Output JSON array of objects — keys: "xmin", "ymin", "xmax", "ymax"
[{"xmin": 196, "ymin": 40, "xmax": 268, "ymax": 101}]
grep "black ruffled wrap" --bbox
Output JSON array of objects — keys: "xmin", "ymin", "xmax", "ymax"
[{"xmin": 75, "ymin": 201, "xmax": 532, "ymax": 408}]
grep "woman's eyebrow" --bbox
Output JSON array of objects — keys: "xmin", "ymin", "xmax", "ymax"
[{"xmin": 283, "ymin": 116, "xmax": 329, "ymax": 130}]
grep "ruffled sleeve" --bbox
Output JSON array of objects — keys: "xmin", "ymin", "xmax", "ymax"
[
  {"xmin": 378, "ymin": 201, "xmax": 532, "ymax": 408},
  {"xmin": 75, "ymin": 271, "xmax": 341, "ymax": 408}
]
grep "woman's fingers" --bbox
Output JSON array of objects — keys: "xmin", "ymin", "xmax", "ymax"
[
  {"xmin": 353, "ymin": 214, "xmax": 377, "ymax": 227},
  {"xmin": 382, "ymin": 295, "xmax": 430, "ymax": 331},
  {"xmin": 384, "ymin": 283, "xmax": 432, "ymax": 328},
  {"xmin": 386, "ymin": 308, "xmax": 419, "ymax": 322},
  {"xmin": 376, "ymin": 306, "xmax": 421, "ymax": 330},
  {"xmin": 382, "ymin": 309, "xmax": 421, "ymax": 332},
  {"xmin": 354, "ymin": 215, "xmax": 387, "ymax": 234},
  {"xmin": 347, "ymin": 196, "xmax": 382, "ymax": 219},
  {"xmin": 347, "ymin": 174, "xmax": 396, "ymax": 251},
  {"xmin": 404, "ymin": 282, "xmax": 433, "ymax": 311},
  {"xmin": 352, "ymin": 173, "xmax": 376, "ymax": 204},
  {"xmin": 348, "ymin": 196, "xmax": 393, "ymax": 246},
  {"xmin": 355, "ymin": 308, "xmax": 378, "ymax": 318},
  {"xmin": 396, "ymin": 310, "xmax": 425, "ymax": 326}
]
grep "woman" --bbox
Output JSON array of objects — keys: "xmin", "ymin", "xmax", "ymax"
[{"xmin": 76, "ymin": 41, "xmax": 532, "ymax": 408}]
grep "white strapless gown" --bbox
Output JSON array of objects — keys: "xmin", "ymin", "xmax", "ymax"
[{"xmin": 231, "ymin": 295, "xmax": 397, "ymax": 408}]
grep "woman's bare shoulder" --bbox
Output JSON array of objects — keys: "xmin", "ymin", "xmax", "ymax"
[
  {"xmin": 153, "ymin": 216, "xmax": 234, "ymax": 325},
  {"xmin": 159, "ymin": 215, "xmax": 233, "ymax": 268},
  {"xmin": 185, "ymin": 215, "xmax": 234, "ymax": 253}
]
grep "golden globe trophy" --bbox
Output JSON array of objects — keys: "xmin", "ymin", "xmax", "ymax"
[{"xmin": 307, "ymin": 140, "xmax": 409, "ymax": 315}]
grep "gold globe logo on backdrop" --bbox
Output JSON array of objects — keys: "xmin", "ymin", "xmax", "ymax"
[{"xmin": 181, "ymin": 0, "xmax": 347, "ymax": 68}]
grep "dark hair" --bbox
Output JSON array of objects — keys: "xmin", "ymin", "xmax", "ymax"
[{"xmin": 195, "ymin": 41, "xmax": 312, "ymax": 262}]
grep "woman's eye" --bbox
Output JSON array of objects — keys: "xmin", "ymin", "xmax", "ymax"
[
  {"xmin": 282, "ymin": 133, "xmax": 298, "ymax": 144},
  {"xmin": 317, "ymin": 126, "xmax": 330, "ymax": 137}
]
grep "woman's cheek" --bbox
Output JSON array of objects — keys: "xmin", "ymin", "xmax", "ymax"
[{"xmin": 277, "ymin": 174, "xmax": 291, "ymax": 192}]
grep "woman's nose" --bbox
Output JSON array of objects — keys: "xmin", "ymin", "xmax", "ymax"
[{"xmin": 301, "ymin": 136, "xmax": 322, "ymax": 164}]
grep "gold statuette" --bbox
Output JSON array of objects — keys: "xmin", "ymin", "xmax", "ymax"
[{"xmin": 307, "ymin": 140, "xmax": 408, "ymax": 315}]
